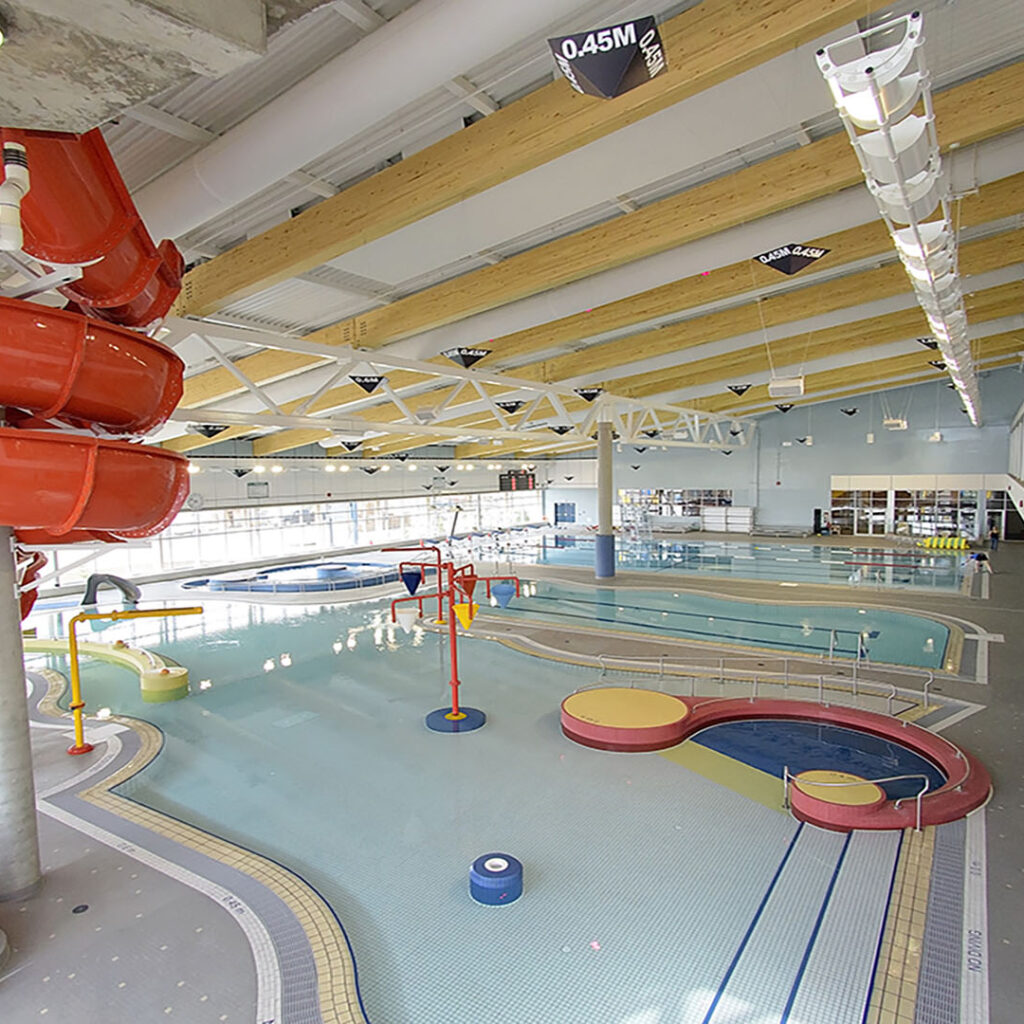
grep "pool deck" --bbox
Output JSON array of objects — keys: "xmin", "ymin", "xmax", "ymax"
[{"xmin": 3, "ymin": 534, "xmax": 1020, "ymax": 1023}]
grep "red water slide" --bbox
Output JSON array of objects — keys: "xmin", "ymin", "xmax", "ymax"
[{"xmin": 0, "ymin": 128, "xmax": 190, "ymax": 608}]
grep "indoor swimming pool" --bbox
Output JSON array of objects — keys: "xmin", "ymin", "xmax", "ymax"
[
  {"xmin": 30, "ymin": 597, "xmax": 904, "ymax": 1024},
  {"xmin": 495, "ymin": 580, "xmax": 950, "ymax": 668},
  {"xmin": 504, "ymin": 536, "xmax": 965, "ymax": 590}
]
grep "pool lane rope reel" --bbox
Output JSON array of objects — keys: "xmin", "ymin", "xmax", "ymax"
[{"xmin": 469, "ymin": 853, "xmax": 523, "ymax": 905}]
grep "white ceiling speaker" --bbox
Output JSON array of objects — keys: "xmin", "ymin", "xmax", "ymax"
[{"xmin": 767, "ymin": 376, "xmax": 805, "ymax": 398}]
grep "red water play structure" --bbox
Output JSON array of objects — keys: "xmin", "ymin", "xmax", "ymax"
[
  {"xmin": 385, "ymin": 544, "xmax": 520, "ymax": 731},
  {"xmin": 0, "ymin": 126, "xmax": 189, "ymax": 616}
]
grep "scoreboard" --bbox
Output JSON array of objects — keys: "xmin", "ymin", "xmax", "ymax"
[{"xmin": 499, "ymin": 470, "xmax": 536, "ymax": 491}]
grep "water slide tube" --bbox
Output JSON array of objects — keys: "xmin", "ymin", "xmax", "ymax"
[
  {"xmin": 0, "ymin": 127, "xmax": 183, "ymax": 327},
  {"xmin": 82, "ymin": 573, "xmax": 142, "ymax": 607},
  {"xmin": 0, "ymin": 128, "xmax": 190, "ymax": 606}
]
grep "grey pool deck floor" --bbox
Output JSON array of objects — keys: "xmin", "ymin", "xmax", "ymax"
[{"xmin": 1, "ymin": 533, "xmax": 1020, "ymax": 1023}]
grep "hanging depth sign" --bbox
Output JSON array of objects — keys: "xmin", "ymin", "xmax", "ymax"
[
  {"xmin": 753, "ymin": 243, "xmax": 830, "ymax": 276},
  {"xmin": 548, "ymin": 17, "xmax": 667, "ymax": 100}
]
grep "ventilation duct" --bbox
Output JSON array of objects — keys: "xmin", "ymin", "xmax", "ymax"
[{"xmin": 134, "ymin": 0, "xmax": 594, "ymax": 242}]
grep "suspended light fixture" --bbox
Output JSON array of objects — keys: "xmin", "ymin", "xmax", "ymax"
[{"xmin": 816, "ymin": 12, "xmax": 980, "ymax": 425}]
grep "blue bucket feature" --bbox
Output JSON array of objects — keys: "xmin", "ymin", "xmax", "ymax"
[
  {"xmin": 491, "ymin": 581, "xmax": 516, "ymax": 608},
  {"xmin": 469, "ymin": 853, "xmax": 523, "ymax": 905},
  {"xmin": 401, "ymin": 569, "xmax": 423, "ymax": 595}
]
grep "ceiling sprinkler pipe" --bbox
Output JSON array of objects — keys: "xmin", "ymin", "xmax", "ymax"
[
  {"xmin": 134, "ymin": 0, "xmax": 592, "ymax": 242},
  {"xmin": 0, "ymin": 143, "xmax": 28, "ymax": 252}
]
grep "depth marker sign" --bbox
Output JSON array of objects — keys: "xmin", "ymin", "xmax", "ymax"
[
  {"xmin": 753, "ymin": 243, "xmax": 830, "ymax": 276},
  {"xmin": 548, "ymin": 17, "xmax": 667, "ymax": 99}
]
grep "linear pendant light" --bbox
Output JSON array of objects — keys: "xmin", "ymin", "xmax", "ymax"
[{"xmin": 816, "ymin": 11, "xmax": 981, "ymax": 424}]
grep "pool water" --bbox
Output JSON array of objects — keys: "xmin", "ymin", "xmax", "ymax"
[
  {"xmin": 492, "ymin": 581, "xmax": 949, "ymax": 668},
  {"xmin": 505, "ymin": 537, "xmax": 964, "ymax": 591},
  {"xmin": 34, "ymin": 600, "xmax": 812, "ymax": 1024},
  {"xmin": 183, "ymin": 560, "xmax": 399, "ymax": 593},
  {"xmin": 691, "ymin": 719, "xmax": 947, "ymax": 799}
]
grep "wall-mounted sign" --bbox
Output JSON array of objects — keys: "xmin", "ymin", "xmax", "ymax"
[
  {"xmin": 246, "ymin": 480, "xmax": 269, "ymax": 498},
  {"xmin": 548, "ymin": 17, "xmax": 666, "ymax": 99},
  {"xmin": 753, "ymin": 243, "xmax": 830, "ymax": 276}
]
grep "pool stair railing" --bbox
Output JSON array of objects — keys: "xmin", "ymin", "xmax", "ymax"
[{"xmin": 783, "ymin": 766, "xmax": 932, "ymax": 832}]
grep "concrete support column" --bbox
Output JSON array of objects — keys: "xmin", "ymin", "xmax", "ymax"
[
  {"xmin": 596, "ymin": 421, "xmax": 615, "ymax": 579},
  {"xmin": 0, "ymin": 526, "xmax": 41, "ymax": 900}
]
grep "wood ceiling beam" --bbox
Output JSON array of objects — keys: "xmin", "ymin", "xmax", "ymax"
[
  {"xmin": 481, "ymin": 175, "xmax": 1023, "ymax": 366},
  {"xmin": 162, "ymin": 423, "xmax": 260, "ymax": 454},
  {"xmin": 511, "ymin": 227, "xmax": 1024, "ymax": 385},
  {"xmin": 684, "ymin": 330, "xmax": 1024, "ymax": 416},
  {"xmin": 615, "ymin": 281, "xmax": 1023, "ymax": 402},
  {"xmin": 320, "ymin": 63, "xmax": 1024, "ymax": 351},
  {"xmin": 173, "ymin": 84, "xmax": 1024, "ymax": 410},
  {"xmin": 561, "ymin": 230, "xmax": 1024, "ymax": 389},
  {"xmin": 174, "ymin": 0, "xmax": 896, "ymax": 317}
]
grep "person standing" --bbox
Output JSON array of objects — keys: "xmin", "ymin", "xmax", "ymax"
[{"xmin": 989, "ymin": 525, "xmax": 999, "ymax": 551}]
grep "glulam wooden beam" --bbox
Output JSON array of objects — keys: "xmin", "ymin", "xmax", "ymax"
[
  {"xmin": 331, "ymin": 63, "xmax": 1024, "ymax": 350},
  {"xmin": 173, "ymin": 69, "xmax": 1024, "ymax": 409},
  {"xmin": 469, "ymin": 170, "xmax": 1022, "ymax": 367},
  {"xmin": 514, "ymin": 225, "xmax": 1024, "ymax": 385},
  {"xmin": 623, "ymin": 282, "xmax": 1024, "ymax": 404},
  {"xmin": 175, "ymin": 0, "xmax": 897, "ymax": 317}
]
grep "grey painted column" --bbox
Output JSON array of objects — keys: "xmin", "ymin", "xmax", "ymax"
[
  {"xmin": 0, "ymin": 526, "xmax": 41, "ymax": 899},
  {"xmin": 595, "ymin": 421, "xmax": 615, "ymax": 578}
]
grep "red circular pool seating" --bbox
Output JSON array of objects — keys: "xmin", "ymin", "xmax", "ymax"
[{"xmin": 561, "ymin": 689, "xmax": 991, "ymax": 831}]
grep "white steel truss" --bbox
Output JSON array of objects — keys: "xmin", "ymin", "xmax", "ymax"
[{"xmin": 161, "ymin": 316, "xmax": 755, "ymax": 450}]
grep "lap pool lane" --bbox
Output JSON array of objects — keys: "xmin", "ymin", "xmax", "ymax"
[{"xmin": 700, "ymin": 825, "xmax": 901, "ymax": 1024}]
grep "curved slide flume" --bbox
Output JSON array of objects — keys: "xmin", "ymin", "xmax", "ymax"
[{"xmin": 0, "ymin": 127, "xmax": 189, "ymax": 607}]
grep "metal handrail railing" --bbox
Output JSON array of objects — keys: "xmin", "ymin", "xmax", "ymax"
[
  {"xmin": 782, "ymin": 765, "xmax": 931, "ymax": 831},
  {"xmin": 559, "ymin": 647, "xmax": 924, "ymax": 712}
]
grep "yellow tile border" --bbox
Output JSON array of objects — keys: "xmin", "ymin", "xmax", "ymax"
[
  {"xmin": 863, "ymin": 826, "xmax": 934, "ymax": 1024},
  {"xmin": 34, "ymin": 668, "xmax": 369, "ymax": 1024}
]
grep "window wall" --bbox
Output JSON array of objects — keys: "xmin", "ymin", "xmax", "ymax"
[
  {"xmin": 830, "ymin": 488, "xmax": 981, "ymax": 537},
  {"xmin": 46, "ymin": 491, "xmax": 544, "ymax": 587},
  {"xmin": 619, "ymin": 488, "xmax": 734, "ymax": 516}
]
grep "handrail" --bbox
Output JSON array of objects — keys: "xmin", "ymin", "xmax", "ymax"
[
  {"xmin": 783, "ymin": 765, "xmax": 931, "ymax": 831},
  {"xmin": 561, "ymin": 648, "xmax": 916, "ymax": 709}
]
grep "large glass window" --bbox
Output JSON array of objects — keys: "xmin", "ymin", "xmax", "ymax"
[
  {"xmin": 618, "ymin": 488, "xmax": 733, "ymax": 516},
  {"xmin": 43, "ymin": 491, "xmax": 544, "ymax": 587},
  {"xmin": 837, "ymin": 488, "xmax": 981, "ymax": 538}
]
